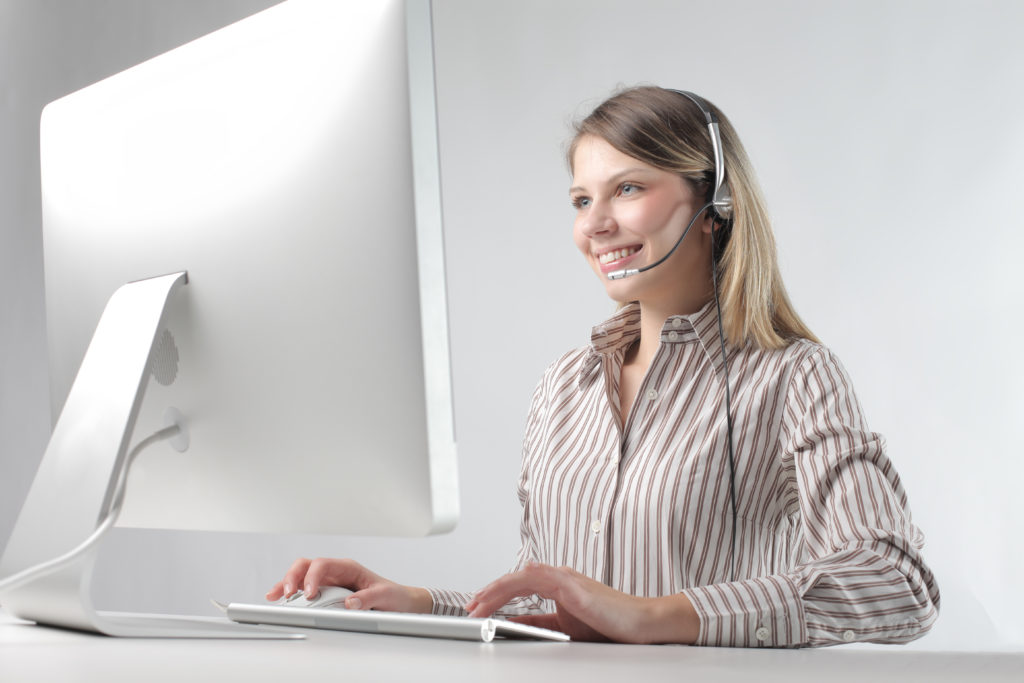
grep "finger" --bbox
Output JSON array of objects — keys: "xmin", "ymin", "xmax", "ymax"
[
  {"xmin": 279, "ymin": 557, "xmax": 312, "ymax": 598},
  {"xmin": 265, "ymin": 580, "xmax": 285, "ymax": 601},
  {"xmin": 302, "ymin": 558, "xmax": 334, "ymax": 597},
  {"xmin": 468, "ymin": 564, "xmax": 565, "ymax": 618},
  {"xmin": 467, "ymin": 575, "xmax": 524, "ymax": 616},
  {"xmin": 304, "ymin": 558, "xmax": 371, "ymax": 597}
]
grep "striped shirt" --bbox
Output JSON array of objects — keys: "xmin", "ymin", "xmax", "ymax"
[{"xmin": 429, "ymin": 302, "xmax": 940, "ymax": 647}]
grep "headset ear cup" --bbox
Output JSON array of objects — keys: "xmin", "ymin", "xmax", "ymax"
[{"xmin": 714, "ymin": 181, "xmax": 733, "ymax": 221}]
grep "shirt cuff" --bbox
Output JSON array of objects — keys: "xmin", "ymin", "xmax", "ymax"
[
  {"xmin": 683, "ymin": 574, "xmax": 807, "ymax": 647},
  {"xmin": 426, "ymin": 587, "xmax": 472, "ymax": 617}
]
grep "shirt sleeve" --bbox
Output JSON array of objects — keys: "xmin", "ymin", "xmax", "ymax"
[{"xmin": 682, "ymin": 346, "xmax": 940, "ymax": 647}]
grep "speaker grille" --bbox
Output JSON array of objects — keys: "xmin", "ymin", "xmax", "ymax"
[{"xmin": 150, "ymin": 329, "xmax": 179, "ymax": 386}]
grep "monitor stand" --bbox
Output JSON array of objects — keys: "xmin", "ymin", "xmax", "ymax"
[{"xmin": 0, "ymin": 272, "xmax": 299, "ymax": 639}]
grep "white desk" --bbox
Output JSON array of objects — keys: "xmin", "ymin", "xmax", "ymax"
[{"xmin": 1, "ymin": 612, "xmax": 1021, "ymax": 682}]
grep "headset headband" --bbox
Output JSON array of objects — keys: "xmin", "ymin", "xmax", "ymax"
[{"xmin": 670, "ymin": 90, "xmax": 732, "ymax": 221}]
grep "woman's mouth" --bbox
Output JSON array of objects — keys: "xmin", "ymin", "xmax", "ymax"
[{"xmin": 598, "ymin": 245, "xmax": 642, "ymax": 269}]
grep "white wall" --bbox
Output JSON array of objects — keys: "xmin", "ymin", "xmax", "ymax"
[{"xmin": 2, "ymin": 0, "xmax": 1022, "ymax": 651}]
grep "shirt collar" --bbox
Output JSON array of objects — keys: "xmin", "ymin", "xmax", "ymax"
[
  {"xmin": 683, "ymin": 300, "xmax": 731, "ymax": 381},
  {"xmin": 588, "ymin": 304, "xmax": 642, "ymax": 355},
  {"xmin": 580, "ymin": 300, "xmax": 731, "ymax": 386}
]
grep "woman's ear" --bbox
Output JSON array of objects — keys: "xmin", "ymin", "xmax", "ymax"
[{"xmin": 701, "ymin": 209, "xmax": 717, "ymax": 234}]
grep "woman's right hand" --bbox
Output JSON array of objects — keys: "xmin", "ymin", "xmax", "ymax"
[{"xmin": 265, "ymin": 557, "xmax": 433, "ymax": 614}]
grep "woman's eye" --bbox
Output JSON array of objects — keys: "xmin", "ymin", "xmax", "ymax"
[
  {"xmin": 620, "ymin": 183, "xmax": 640, "ymax": 196},
  {"xmin": 572, "ymin": 196, "xmax": 591, "ymax": 210}
]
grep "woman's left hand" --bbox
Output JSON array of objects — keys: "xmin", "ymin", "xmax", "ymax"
[{"xmin": 464, "ymin": 563, "xmax": 700, "ymax": 644}]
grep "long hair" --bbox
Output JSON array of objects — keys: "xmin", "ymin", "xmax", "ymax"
[{"xmin": 568, "ymin": 86, "xmax": 817, "ymax": 349}]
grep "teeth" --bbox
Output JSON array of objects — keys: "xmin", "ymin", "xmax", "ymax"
[{"xmin": 599, "ymin": 247, "xmax": 639, "ymax": 264}]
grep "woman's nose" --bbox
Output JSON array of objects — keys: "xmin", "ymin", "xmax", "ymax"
[{"xmin": 578, "ymin": 202, "xmax": 616, "ymax": 238}]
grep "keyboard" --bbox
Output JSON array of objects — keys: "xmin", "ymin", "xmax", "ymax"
[{"xmin": 223, "ymin": 602, "xmax": 571, "ymax": 643}]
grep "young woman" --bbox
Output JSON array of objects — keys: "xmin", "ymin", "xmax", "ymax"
[{"xmin": 267, "ymin": 86, "xmax": 940, "ymax": 647}]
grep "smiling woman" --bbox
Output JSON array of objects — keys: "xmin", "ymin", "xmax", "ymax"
[
  {"xmin": 271, "ymin": 85, "xmax": 940, "ymax": 648},
  {"xmin": 567, "ymin": 86, "xmax": 816, "ymax": 351}
]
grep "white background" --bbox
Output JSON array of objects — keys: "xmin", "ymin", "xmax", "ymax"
[{"xmin": 2, "ymin": 0, "xmax": 1022, "ymax": 651}]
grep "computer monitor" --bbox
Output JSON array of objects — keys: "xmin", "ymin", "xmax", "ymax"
[{"xmin": 0, "ymin": 0, "xmax": 457, "ymax": 636}]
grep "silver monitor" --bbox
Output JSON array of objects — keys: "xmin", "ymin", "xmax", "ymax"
[{"xmin": 0, "ymin": 0, "xmax": 457, "ymax": 636}]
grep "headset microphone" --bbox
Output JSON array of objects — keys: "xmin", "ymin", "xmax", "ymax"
[{"xmin": 605, "ymin": 201, "xmax": 714, "ymax": 280}]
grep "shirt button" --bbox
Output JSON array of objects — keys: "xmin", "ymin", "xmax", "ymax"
[
  {"xmin": 667, "ymin": 331, "xmax": 679, "ymax": 341},
  {"xmin": 590, "ymin": 520, "xmax": 602, "ymax": 534},
  {"xmin": 672, "ymin": 318, "xmax": 682, "ymax": 328},
  {"xmin": 646, "ymin": 389, "xmax": 658, "ymax": 401},
  {"xmin": 755, "ymin": 627, "xmax": 770, "ymax": 642},
  {"xmin": 842, "ymin": 630, "xmax": 855, "ymax": 642}
]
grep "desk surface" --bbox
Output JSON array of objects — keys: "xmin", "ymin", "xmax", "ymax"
[{"xmin": 1, "ymin": 613, "xmax": 1021, "ymax": 683}]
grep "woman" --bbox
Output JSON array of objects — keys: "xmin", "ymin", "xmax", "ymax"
[{"xmin": 267, "ymin": 86, "xmax": 940, "ymax": 647}]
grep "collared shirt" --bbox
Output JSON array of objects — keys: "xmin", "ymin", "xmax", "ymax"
[{"xmin": 429, "ymin": 302, "xmax": 939, "ymax": 647}]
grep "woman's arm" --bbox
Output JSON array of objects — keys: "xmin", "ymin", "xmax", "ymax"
[{"xmin": 681, "ymin": 347, "xmax": 940, "ymax": 647}]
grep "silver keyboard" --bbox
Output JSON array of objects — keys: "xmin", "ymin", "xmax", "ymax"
[{"xmin": 224, "ymin": 602, "xmax": 570, "ymax": 643}]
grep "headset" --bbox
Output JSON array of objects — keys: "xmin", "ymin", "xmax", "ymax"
[{"xmin": 605, "ymin": 89, "xmax": 739, "ymax": 582}]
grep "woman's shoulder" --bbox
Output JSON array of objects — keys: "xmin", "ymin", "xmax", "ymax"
[
  {"xmin": 762, "ymin": 335, "xmax": 864, "ymax": 404},
  {"xmin": 522, "ymin": 344, "xmax": 596, "ymax": 419},
  {"xmin": 738, "ymin": 335, "xmax": 855, "ymax": 398},
  {"xmin": 537, "ymin": 307, "xmax": 637, "ymax": 385},
  {"xmin": 538, "ymin": 343, "xmax": 597, "ymax": 385},
  {"xmin": 762, "ymin": 335, "xmax": 841, "ymax": 370}
]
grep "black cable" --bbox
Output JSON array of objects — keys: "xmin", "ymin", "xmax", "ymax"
[
  {"xmin": 638, "ymin": 201, "xmax": 715, "ymax": 273},
  {"xmin": 607, "ymin": 201, "xmax": 716, "ymax": 280},
  {"xmin": 710, "ymin": 219, "xmax": 738, "ymax": 583}
]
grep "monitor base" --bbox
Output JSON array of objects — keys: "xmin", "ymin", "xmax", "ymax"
[
  {"xmin": 88, "ymin": 611, "xmax": 303, "ymax": 639},
  {"xmin": 0, "ymin": 274, "xmax": 293, "ymax": 638}
]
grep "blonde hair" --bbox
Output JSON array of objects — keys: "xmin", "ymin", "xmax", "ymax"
[{"xmin": 568, "ymin": 86, "xmax": 818, "ymax": 349}]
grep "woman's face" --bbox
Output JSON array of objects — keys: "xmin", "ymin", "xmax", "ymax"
[{"xmin": 570, "ymin": 135, "xmax": 713, "ymax": 312}]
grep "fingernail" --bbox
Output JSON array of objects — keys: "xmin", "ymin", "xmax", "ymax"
[
  {"xmin": 284, "ymin": 583, "xmax": 293, "ymax": 596},
  {"xmin": 347, "ymin": 597, "xmax": 362, "ymax": 610}
]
